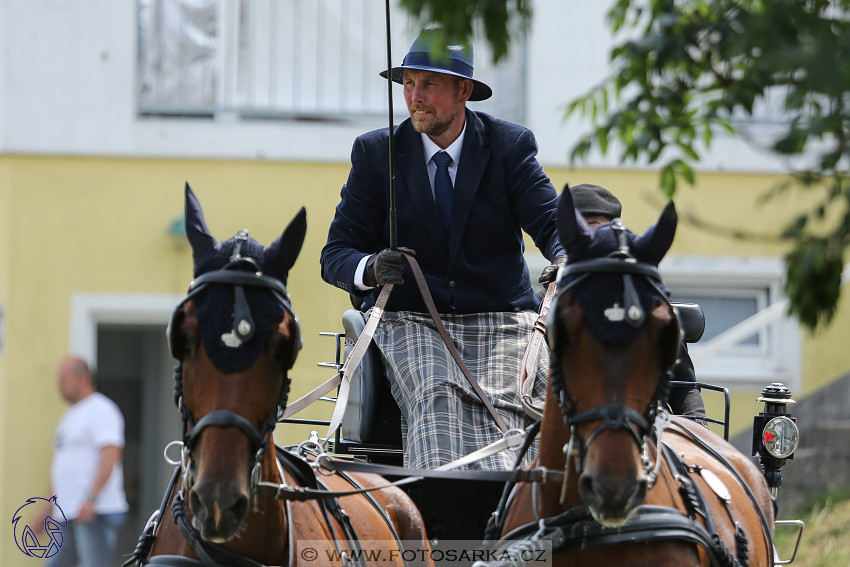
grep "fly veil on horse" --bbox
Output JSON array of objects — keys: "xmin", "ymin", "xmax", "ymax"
[
  {"xmin": 484, "ymin": 192, "xmax": 775, "ymax": 566},
  {"xmin": 125, "ymin": 185, "xmax": 431, "ymax": 567}
]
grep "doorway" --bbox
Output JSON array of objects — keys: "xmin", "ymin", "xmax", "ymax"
[{"xmin": 95, "ymin": 324, "xmax": 181, "ymax": 560}]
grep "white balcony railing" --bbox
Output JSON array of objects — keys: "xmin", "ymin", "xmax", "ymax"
[{"xmin": 137, "ymin": 0, "xmax": 526, "ymax": 124}]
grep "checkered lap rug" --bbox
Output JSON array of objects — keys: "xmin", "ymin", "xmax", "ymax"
[{"xmin": 373, "ymin": 310, "xmax": 548, "ymax": 470}]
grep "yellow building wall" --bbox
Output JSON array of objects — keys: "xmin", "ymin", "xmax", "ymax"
[
  {"xmin": 0, "ymin": 155, "xmax": 356, "ymax": 565},
  {"xmin": 1, "ymin": 156, "xmax": 847, "ymax": 565},
  {"xmin": 0, "ymin": 159, "xmax": 11, "ymax": 537}
]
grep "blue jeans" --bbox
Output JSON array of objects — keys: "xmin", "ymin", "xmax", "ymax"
[{"xmin": 45, "ymin": 512, "xmax": 127, "ymax": 567}]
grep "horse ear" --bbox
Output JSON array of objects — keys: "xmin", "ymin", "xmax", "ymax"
[
  {"xmin": 557, "ymin": 184, "xmax": 594, "ymax": 256},
  {"xmin": 265, "ymin": 207, "xmax": 307, "ymax": 278},
  {"xmin": 185, "ymin": 183, "xmax": 220, "ymax": 273},
  {"xmin": 635, "ymin": 201, "xmax": 677, "ymax": 264}
]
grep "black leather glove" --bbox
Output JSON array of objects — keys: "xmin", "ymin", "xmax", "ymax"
[
  {"xmin": 538, "ymin": 254, "xmax": 567, "ymax": 285},
  {"xmin": 364, "ymin": 247, "xmax": 416, "ymax": 287}
]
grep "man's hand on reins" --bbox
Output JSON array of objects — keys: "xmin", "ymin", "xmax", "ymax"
[
  {"xmin": 364, "ymin": 247, "xmax": 416, "ymax": 287},
  {"xmin": 538, "ymin": 254, "xmax": 567, "ymax": 285}
]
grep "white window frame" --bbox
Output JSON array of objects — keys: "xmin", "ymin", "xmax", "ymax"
[
  {"xmin": 671, "ymin": 285, "xmax": 770, "ymax": 357},
  {"xmin": 69, "ymin": 293, "xmax": 184, "ymax": 364},
  {"xmin": 660, "ymin": 255, "xmax": 801, "ymax": 391}
]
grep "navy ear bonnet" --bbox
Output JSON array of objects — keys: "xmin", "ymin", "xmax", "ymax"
[
  {"xmin": 193, "ymin": 239, "xmax": 288, "ymax": 374},
  {"xmin": 564, "ymin": 224, "xmax": 668, "ymax": 344},
  {"xmin": 194, "ymin": 236, "xmax": 289, "ymax": 284},
  {"xmin": 173, "ymin": 184, "xmax": 306, "ymax": 374},
  {"xmin": 554, "ymin": 189, "xmax": 677, "ymax": 345}
]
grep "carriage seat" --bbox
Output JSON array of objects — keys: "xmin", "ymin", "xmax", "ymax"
[
  {"xmin": 340, "ymin": 310, "xmax": 402, "ymax": 445},
  {"xmin": 339, "ymin": 303, "xmax": 705, "ymax": 446},
  {"xmin": 674, "ymin": 302, "xmax": 705, "ymax": 343}
]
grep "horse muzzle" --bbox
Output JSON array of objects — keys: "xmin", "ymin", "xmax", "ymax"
[
  {"xmin": 189, "ymin": 479, "xmax": 250, "ymax": 542},
  {"xmin": 579, "ymin": 466, "xmax": 647, "ymax": 526}
]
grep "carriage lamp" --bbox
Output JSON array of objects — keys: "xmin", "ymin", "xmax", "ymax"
[{"xmin": 752, "ymin": 382, "xmax": 799, "ymax": 497}]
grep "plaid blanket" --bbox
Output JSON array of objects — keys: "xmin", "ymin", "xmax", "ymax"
[{"xmin": 373, "ymin": 310, "xmax": 548, "ymax": 470}]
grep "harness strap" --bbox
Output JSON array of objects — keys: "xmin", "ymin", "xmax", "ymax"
[
  {"xmin": 313, "ymin": 454, "xmax": 563, "ymax": 485},
  {"xmin": 484, "ymin": 420, "xmax": 544, "ymax": 542},
  {"xmin": 430, "ymin": 428, "xmax": 524, "ymax": 471},
  {"xmin": 122, "ymin": 466, "xmax": 182, "ymax": 567},
  {"xmin": 274, "ymin": 450, "xmax": 357, "ymax": 567},
  {"xmin": 284, "ymin": 253, "xmax": 510, "ymax": 441},
  {"xmin": 666, "ymin": 420, "xmax": 774, "ymax": 561},
  {"xmin": 404, "ymin": 252, "xmax": 509, "ymax": 433},
  {"xmin": 310, "ymin": 479, "xmax": 365, "ymax": 567},
  {"xmin": 254, "ymin": 473, "xmax": 422, "ymax": 501},
  {"xmin": 145, "ymin": 557, "xmax": 217, "ymax": 567},
  {"xmin": 335, "ymin": 469, "xmax": 406, "ymax": 559},
  {"xmin": 185, "ymin": 410, "xmax": 265, "ymax": 451},
  {"xmin": 519, "ymin": 282, "xmax": 556, "ymax": 420},
  {"xmin": 322, "ymin": 284, "xmax": 392, "ymax": 445},
  {"xmin": 487, "ymin": 505, "xmax": 745, "ymax": 567},
  {"xmin": 278, "ymin": 284, "xmax": 392, "ymax": 428},
  {"xmin": 172, "ymin": 491, "xmax": 269, "ymax": 567}
]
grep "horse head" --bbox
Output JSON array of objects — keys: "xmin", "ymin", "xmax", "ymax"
[
  {"xmin": 547, "ymin": 189, "xmax": 681, "ymax": 526},
  {"xmin": 167, "ymin": 183, "xmax": 306, "ymax": 542}
]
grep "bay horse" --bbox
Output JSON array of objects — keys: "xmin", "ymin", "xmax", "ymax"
[
  {"xmin": 126, "ymin": 184, "xmax": 431, "ymax": 567},
  {"xmin": 483, "ymin": 191, "xmax": 775, "ymax": 566}
]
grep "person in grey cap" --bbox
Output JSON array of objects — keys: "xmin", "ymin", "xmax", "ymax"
[
  {"xmin": 569, "ymin": 183, "xmax": 623, "ymax": 226},
  {"xmin": 564, "ymin": 182, "xmax": 707, "ymax": 420},
  {"xmin": 321, "ymin": 27, "xmax": 563, "ymax": 470}
]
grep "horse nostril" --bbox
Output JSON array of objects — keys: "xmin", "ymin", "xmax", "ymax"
[
  {"xmin": 578, "ymin": 474, "xmax": 597, "ymax": 502},
  {"xmin": 229, "ymin": 494, "xmax": 248, "ymax": 525},
  {"xmin": 189, "ymin": 484, "xmax": 249, "ymax": 540},
  {"xmin": 189, "ymin": 490, "xmax": 207, "ymax": 524}
]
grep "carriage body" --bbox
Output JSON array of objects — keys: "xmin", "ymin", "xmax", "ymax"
[{"xmin": 299, "ymin": 192, "xmax": 806, "ymax": 565}]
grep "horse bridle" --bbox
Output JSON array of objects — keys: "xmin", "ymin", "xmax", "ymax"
[
  {"xmin": 545, "ymin": 222, "xmax": 682, "ymax": 484},
  {"xmin": 166, "ymin": 232, "xmax": 301, "ymax": 492}
]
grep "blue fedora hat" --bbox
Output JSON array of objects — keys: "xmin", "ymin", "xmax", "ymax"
[{"xmin": 380, "ymin": 27, "xmax": 492, "ymax": 101}]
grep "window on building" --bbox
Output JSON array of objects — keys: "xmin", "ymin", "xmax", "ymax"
[
  {"xmin": 137, "ymin": 0, "xmax": 527, "ymax": 124},
  {"xmin": 526, "ymin": 251, "xmax": 801, "ymax": 390},
  {"xmin": 662, "ymin": 255, "xmax": 800, "ymax": 391}
]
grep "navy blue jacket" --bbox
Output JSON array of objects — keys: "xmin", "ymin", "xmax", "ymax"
[{"xmin": 321, "ymin": 109, "xmax": 564, "ymax": 314}]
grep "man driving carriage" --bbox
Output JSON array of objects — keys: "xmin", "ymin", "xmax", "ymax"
[
  {"xmin": 321, "ymin": 27, "xmax": 563, "ymax": 470},
  {"xmin": 321, "ymin": 29, "xmax": 705, "ymax": 471}
]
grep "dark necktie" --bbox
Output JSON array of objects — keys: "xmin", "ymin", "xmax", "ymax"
[{"xmin": 433, "ymin": 151, "xmax": 453, "ymax": 237}]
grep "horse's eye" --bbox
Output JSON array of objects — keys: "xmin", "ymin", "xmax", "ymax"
[
  {"xmin": 268, "ymin": 333, "xmax": 289, "ymax": 366},
  {"xmin": 176, "ymin": 324, "xmax": 199, "ymax": 360},
  {"xmin": 179, "ymin": 333, "xmax": 193, "ymax": 357}
]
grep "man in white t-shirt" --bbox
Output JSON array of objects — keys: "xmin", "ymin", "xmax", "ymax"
[{"xmin": 31, "ymin": 357, "xmax": 129, "ymax": 567}]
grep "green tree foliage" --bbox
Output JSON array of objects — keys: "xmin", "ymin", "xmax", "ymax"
[
  {"xmin": 398, "ymin": 0, "xmax": 530, "ymax": 62},
  {"xmin": 566, "ymin": 0, "xmax": 850, "ymax": 331},
  {"xmin": 409, "ymin": 0, "xmax": 850, "ymax": 331}
]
